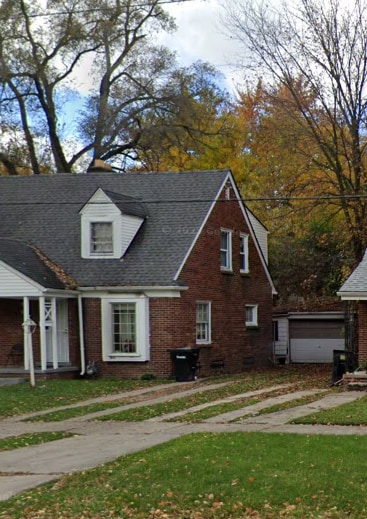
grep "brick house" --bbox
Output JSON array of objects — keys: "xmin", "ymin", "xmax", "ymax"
[
  {"xmin": 0, "ymin": 168, "xmax": 276, "ymax": 379},
  {"xmin": 338, "ymin": 252, "xmax": 367, "ymax": 364}
]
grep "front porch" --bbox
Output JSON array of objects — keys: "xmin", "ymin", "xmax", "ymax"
[{"xmin": 0, "ymin": 295, "xmax": 81, "ymax": 379}]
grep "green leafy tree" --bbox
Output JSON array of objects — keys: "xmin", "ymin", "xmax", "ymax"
[
  {"xmin": 233, "ymin": 81, "xmax": 354, "ymax": 300},
  {"xmin": 0, "ymin": 0, "xmax": 229, "ymax": 173},
  {"xmin": 224, "ymin": 0, "xmax": 367, "ymax": 263},
  {"xmin": 132, "ymin": 63, "xmax": 240, "ymax": 173}
]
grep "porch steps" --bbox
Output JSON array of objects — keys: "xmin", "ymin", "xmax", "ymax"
[{"xmin": 342, "ymin": 372, "xmax": 367, "ymax": 390}]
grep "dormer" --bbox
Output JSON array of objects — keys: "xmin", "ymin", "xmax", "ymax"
[{"xmin": 79, "ymin": 188, "xmax": 145, "ymax": 259}]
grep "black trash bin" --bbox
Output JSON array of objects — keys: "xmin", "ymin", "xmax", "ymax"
[
  {"xmin": 169, "ymin": 348, "xmax": 200, "ymax": 382},
  {"xmin": 331, "ymin": 349, "xmax": 353, "ymax": 384}
]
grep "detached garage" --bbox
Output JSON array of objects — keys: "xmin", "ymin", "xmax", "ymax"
[{"xmin": 273, "ymin": 312, "xmax": 345, "ymax": 363}]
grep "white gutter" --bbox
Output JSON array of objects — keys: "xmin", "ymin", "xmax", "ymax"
[
  {"xmin": 78, "ymin": 285, "xmax": 188, "ymax": 292},
  {"xmin": 78, "ymin": 294, "xmax": 86, "ymax": 376},
  {"xmin": 337, "ymin": 292, "xmax": 365, "ymax": 300}
]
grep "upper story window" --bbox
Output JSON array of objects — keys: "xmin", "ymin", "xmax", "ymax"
[
  {"xmin": 240, "ymin": 233, "xmax": 249, "ymax": 273},
  {"xmin": 220, "ymin": 229, "xmax": 232, "ymax": 271},
  {"xmin": 80, "ymin": 188, "xmax": 145, "ymax": 259},
  {"xmin": 90, "ymin": 222, "xmax": 113, "ymax": 254}
]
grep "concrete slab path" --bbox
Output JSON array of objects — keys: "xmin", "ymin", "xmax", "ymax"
[{"xmin": 0, "ymin": 381, "xmax": 366, "ymax": 502}]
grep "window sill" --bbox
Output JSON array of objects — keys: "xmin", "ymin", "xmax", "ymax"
[
  {"xmin": 240, "ymin": 270, "xmax": 250, "ymax": 276},
  {"xmin": 220, "ymin": 268, "xmax": 233, "ymax": 274},
  {"xmin": 246, "ymin": 325, "xmax": 259, "ymax": 330},
  {"xmin": 109, "ymin": 353, "xmax": 139, "ymax": 357},
  {"xmin": 107, "ymin": 353, "xmax": 146, "ymax": 362},
  {"xmin": 196, "ymin": 342, "xmax": 212, "ymax": 348}
]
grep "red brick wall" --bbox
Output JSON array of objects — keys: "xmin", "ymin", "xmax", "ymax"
[
  {"xmin": 358, "ymin": 302, "xmax": 367, "ymax": 363},
  {"xmin": 83, "ymin": 297, "xmax": 181, "ymax": 378},
  {"xmin": 0, "ymin": 299, "xmax": 24, "ymax": 365},
  {"xmin": 172, "ymin": 185, "xmax": 273, "ymax": 375},
  {"xmin": 84, "ymin": 183, "xmax": 273, "ymax": 379}
]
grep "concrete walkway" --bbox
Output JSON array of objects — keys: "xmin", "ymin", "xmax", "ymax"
[{"xmin": 0, "ymin": 381, "xmax": 366, "ymax": 502}]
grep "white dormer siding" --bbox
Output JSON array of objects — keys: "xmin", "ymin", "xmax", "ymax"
[{"xmin": 79, "ymin": 188, "xmax": 144, "ymax": 259}]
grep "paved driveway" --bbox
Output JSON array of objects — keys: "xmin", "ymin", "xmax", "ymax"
[{"xmin": 0, "ymin": 381, "xmax": 365, "ymax": 502}]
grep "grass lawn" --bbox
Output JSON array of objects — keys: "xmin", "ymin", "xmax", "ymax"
[
  {"xmin": 24, "ymin": 401, "xmax": 132, "ymax": 422},
  {"xmin": 0, "ymin": 365, "xmax": 330, "ymax": 422},
  {"xmin": 1, "ymin": 432, "xmax": 367, "ymax": 518},
  {"xmin": 169, "ymin": 398, "xmax": 261, "ymax": 422},
  {"xmin": 0, "ymin": 378, "xmax": 170, "ymax": 419},
  {"xmin": 0, "ymin": 432, "xmax": 74, "ymax": 452},
  {"xmin": 292, "ymin": 393, "xmax": 367, "ymax": 425},
  {"xmin": 94, "ymin": 369, "xmax": 332, "ymax": 422}
]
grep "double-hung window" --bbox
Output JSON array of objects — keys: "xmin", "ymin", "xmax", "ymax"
[
  {"xmin": 90, "ymin": 222, "xmax": 113, "ymax": 254},
  {"xmin": 245, "ymin": 304, "xmax": 258, "ymax": 327},
  {"xmin": 240, "ymin": 233, "xmax": 249, "ymax": 273},
  {"xmin": 196, "ymin": 302, "xmax": 211, "ymax": 344},
  {"xmin": 220, "ymin": 229, "xmax": 232, "ymax": 271},
  {"xmin": 113, "ymin": 303, "xmax": 136, "ymax": 353}
]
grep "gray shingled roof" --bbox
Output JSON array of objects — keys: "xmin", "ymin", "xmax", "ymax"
[
  {"xmin": 98, "ymin": 190, "xmax": 147, "ymax": 219},
  {"xmin": 338, "ymin": 249, "xmax": 367, "ymax": 295},
  {"xmin": 0, "ymin": 239, "xmax": 66, "ymax": 289},
  {"xmin": 0, "ymin": 170, "xmax": 230, "ymax": 288}
]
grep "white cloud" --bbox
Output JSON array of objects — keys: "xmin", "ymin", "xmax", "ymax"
[
  {"xmin": 69, "ymin": 0, "xmax": 245, "ymax": 96},
  {"xmin": 158, "ymin": 0, "xmax": 244, "ymax": 93}
]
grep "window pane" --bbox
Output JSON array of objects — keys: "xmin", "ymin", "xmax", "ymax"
[
  {"xmin": 112, "ymin": 303, "xmax": 136, "ymax": 353},
  {"xmin": 246, "ymin": 305, "xmax": 258, "ymax": 326},
  {"xmin": 91, "ymin": 222, "xmax": 113, "ymax": 253},
  {"xmin": 196, "ymin": 302, "xmax": 210, "ymax": 342},
  {"xmin": 246, "ymin": 306, "xmax": 253, "ymax": 323},
  {"xmin": 240, "ymin": 235, "xmax": 248, "ymax": 271},
  {"xmin": 220, "ymin": 231, "xmax": 229, "ymax": 268},
  {"xmin": 221, "ymin": 232, "xmax": 228, "ymax": 250}
]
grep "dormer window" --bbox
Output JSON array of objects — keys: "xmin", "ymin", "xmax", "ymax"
[
  {"xmin": 80, "ymin": 188, "xmax": 145, "ymax": 260},
  {"xmin": 90, "ymin": 222, "xmax": 113, "ymax": 254}
]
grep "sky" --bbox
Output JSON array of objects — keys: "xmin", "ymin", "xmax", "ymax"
[
  {"xmin": 159, "ymin": 0, "xmax": 244, "ymax": 93},
  {"xmin": 70, "ymin": 0, "xmax": 244, "ymax": 96}
]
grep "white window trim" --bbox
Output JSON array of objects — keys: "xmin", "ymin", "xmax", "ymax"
[
  {"xmin": 240, "ymin": 233, "xmax": 249, "ymax": 273},
  {"xmin": 246, "ymin": 304, "xmax": 258, "ymax": 327},
  {"xmin": 81, "ymin": 215, "xmax": 122, "ymax": 259},
  {"xmin": 196, "ymin": 301, "xmax": 212, "ymax": 345},
  {"xmin": 101, "ymin": 295, "xmax": 150, "ymax": 362},
  {"xmin": 220, "ymin": 229, "xmax": 233, "ymax": 272}
]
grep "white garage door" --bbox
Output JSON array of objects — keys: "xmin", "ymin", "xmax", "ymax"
[{"xmin": 290, "ymin": 320, "xmax": 345, "ymax": 363}]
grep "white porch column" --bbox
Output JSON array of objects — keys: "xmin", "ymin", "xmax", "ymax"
[
  {"xmin": 23, "ymin": 296, "xmax": 30, "ymax": 370},
  {"xmin": 39, "ymin": 296, "xmax": 47, "ymax": 371},
  {"xmin": 22, "ymin": 296, "xmax": 36, "ymax": 388},
  {"xmin": 51, "ymin": 297, "xmax": 58, "ymax": 369}
]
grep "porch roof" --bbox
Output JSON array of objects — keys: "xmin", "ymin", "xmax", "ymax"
[{"xmin": 0, "ymin": 239, "xmax": 67, "ymax": 290}]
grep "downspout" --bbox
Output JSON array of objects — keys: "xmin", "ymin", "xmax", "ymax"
[{"xmin": 78, "ymin": 294, "xmax": 86, "ymax": 376}]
